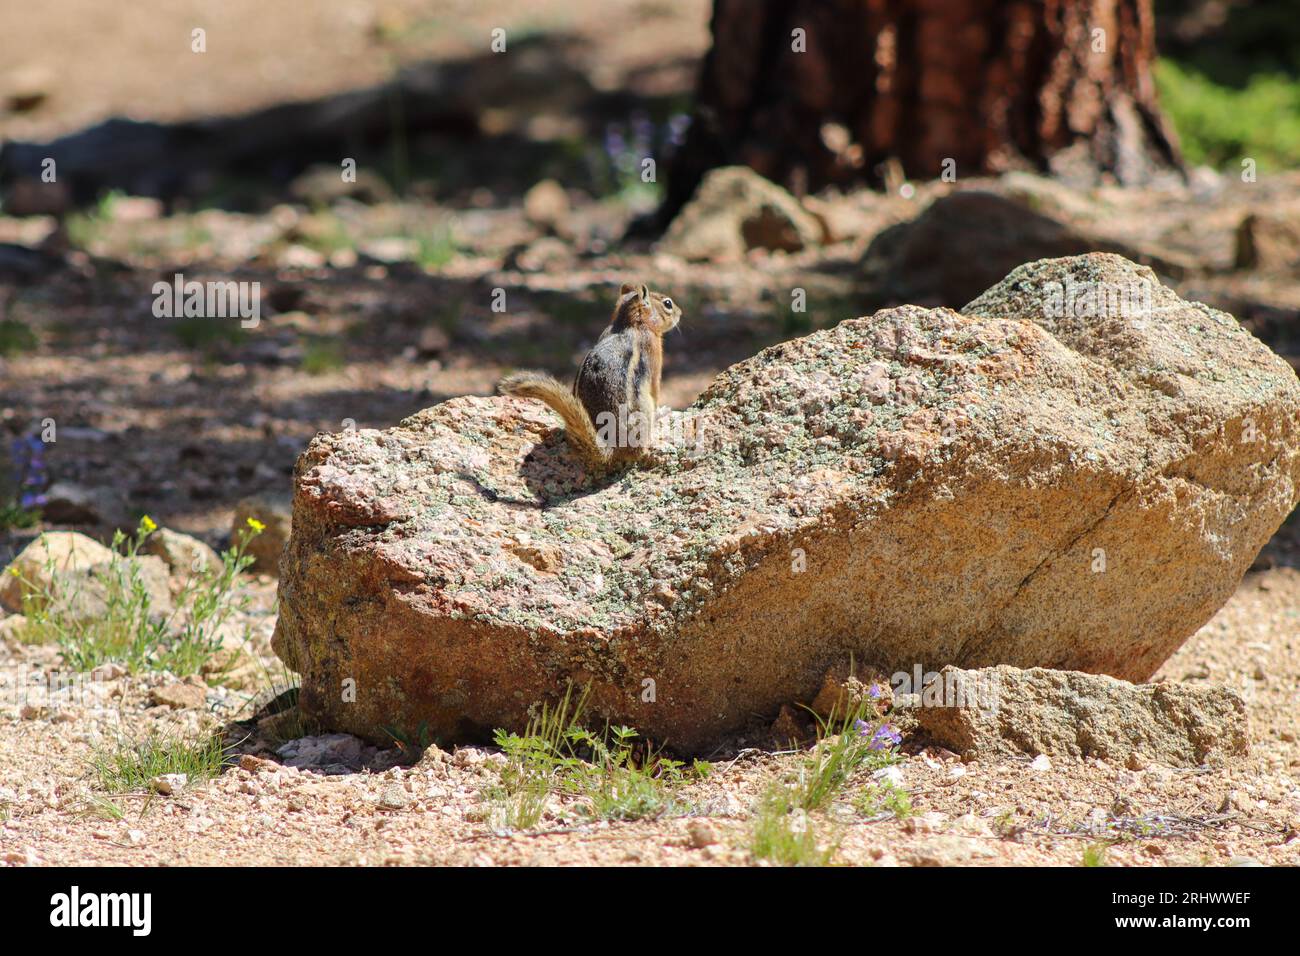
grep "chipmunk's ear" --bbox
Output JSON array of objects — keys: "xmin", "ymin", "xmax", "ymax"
[
  {"xmin": 639, "ymin": 284, "xmax": 649, "ymax": 301},
  {"xmin": 619, "ymin": 282, "xmax": 637, "ymax": 296}
]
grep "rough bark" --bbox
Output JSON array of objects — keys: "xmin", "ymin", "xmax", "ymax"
[{"xmin": 664, "ymin": 0, "xmax": 1183, "ymax": 221}]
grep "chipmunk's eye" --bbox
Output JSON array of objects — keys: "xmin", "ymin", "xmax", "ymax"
[{"xmin": 663, "ymin": 298, "xmax": 674, "ymax": 311}]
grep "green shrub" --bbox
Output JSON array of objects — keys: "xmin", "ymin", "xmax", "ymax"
[{"xmin": 1156, "ymin": 59, "xmax": 1300, "ymax": 170}]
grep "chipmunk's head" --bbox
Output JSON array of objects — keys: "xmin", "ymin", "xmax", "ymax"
[{"xmin": 616, "ymin": 282, "xmax": 682, "ymax": 335}]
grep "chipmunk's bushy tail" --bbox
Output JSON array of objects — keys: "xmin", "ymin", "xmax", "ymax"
[{"xmin": 499, "ymin": 371, "xmax": 610, "ymax": 468}]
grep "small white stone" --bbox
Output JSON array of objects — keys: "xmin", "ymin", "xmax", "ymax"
[{"xmin": 872, "ymin": 765, "xmax": 904, "ymax": 786}]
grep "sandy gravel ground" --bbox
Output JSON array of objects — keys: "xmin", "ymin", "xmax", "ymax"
[{"xmin": 2, "ymin": 567, "xmax": 1296, "ymax": 867}]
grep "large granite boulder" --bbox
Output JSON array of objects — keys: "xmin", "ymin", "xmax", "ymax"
[{"xmin": 273, "ymin": 254, "xmax": 1300, "ymax": 753}]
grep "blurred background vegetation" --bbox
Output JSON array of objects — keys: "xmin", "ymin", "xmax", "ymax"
[{"xmin": 1156, "ymin": 0, "xmax": 1300, "ymax": 170}]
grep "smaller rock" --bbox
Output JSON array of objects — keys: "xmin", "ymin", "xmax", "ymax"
[
  {"xmin": 31, "ymin": 555, "xmax": 174, "ymax": 625},
  {"xmin": 903, "ymin": 811, "xmax": 947, "ymax": 835},
  {"xmin": 452, "ymin": 747, "xmax": 486, "ymax": 769},
  {"xmin": 1, "ymin": 848, "xmax": 42, "ymax": 865},
  {"xmin": 770, "ymin": 703, "xmax": 814, "ymax": 746},
  {"xmin": 238, "ymin": 754, "xmax": 278, "ymax": 773},
  {"xmin": 232, "ymin": 495, "xmax": 291, "ymax": 575},
  {"xmin": 686, "ymin": 819, "xmax": 719, "ymax": 849},
  {"xmin": 953, "ymin": 813, "xmax": 992, "ymax": 837},
  {"xmin": 809, "ymin": 661, "xmax": 888, "ymax": 719},
  {"xmin": 142, "ymin": 528, "xmax": 221, "ymax": 578},
  {"xmin": 415, "ymin": 323, "xmax": 450, "ymax": 357},
  {"xmin": 199, "ymin": 644, "xmax": 259, "ymax": 690},
  {"xmin": 90, "ymin": 662, "xmax": 128, "ymax": 681},
  {"xmin": 0, "ymin": 613, "xmax": 28, "ymax": 645},
  {"xmin": 4, "ymin": 66, "xmax": 52, "ymax": 112},
  {"xmin": 359, "ymin": 237, "xmax": 420, "ymax": 264},
  {"xmin": 150, "ymin": 679, "xmax": 208, "ymax": 710},
  {"xmin": 506, "ymin": 236, "xmax": 574, "ymax": 273},
  {"xmin": 659, "ymin": 166, "xmax": 821, "ymax": 261},
  {"xmin": 39, "ymin": 482, "xmax": 129, "ymax": 529},
  {"xmin": 149, "ymin": 773, "xmax": 187, "ymax": 795},
  {"xmin": 0, "ymin": 532, "xmax": 115, "ymax": 611},
  {"xmin": 277, "ymin": 733, "xmax": 364, "ymax": 770},
  {"xmin": 523, "ymin": 179, "xmax": 570, "ymax": 234},
  {"xmin": 1029, "ymin": 754, "xmax": 1053, "ymax": 772},
  {"xmin": 379, "ymin": 785, "xmax": 410, "ymax": 810},
  {"xmin": 907, "ymin": 835, "xmax": 998, "ymax": 866},
  {"xmin": 914, "ymin": 665, "xmax": 1249, "ymax": 767},
  {"xmin": 872, "ymin": 764, "xmax": 904, "ymax": 787},
  {"xmin": 277, "ymin": 244, "xmax": 326, "ymax": 269},
  {"xmin": 1235, "ymin": 209, "xmax": 1300, "ymax": 275},
  {"xmin": 289, "ymin": 163, "xmax": 394, "ymax": 206}
]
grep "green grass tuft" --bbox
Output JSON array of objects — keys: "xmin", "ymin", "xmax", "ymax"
[
  {"xmin": 91, "ymin": 729, "xmax": 229, "ymax": 794},
  {"xmin": 750, "ymin": 785, "xmax": 839, "ymax": 866},
  {"xmin": 490, "ymin": 685, "xmax": 695, "ymax": 830},
  {"xmin": 1082, "ymin": 842, "xmax": 1110, "ymax": 867},
  {"xmin": 854, "ymin": 780, "xmax": 914, "ymax": 819},
  {"xmin": 750, "ymin": 706, "xmax": 903, "ymax": 864},
  {"xmin": 172, "ymin": 316, "xmax": 250, "ymax": 352},
  {"xmin": 299, "ymin": 338, "xmax": 346, "ymax": 375},
  {"xmin": 788, "ymin": 707, "xmax": 900, "ymax": 812},
  {"xmin": 0, "ymin": 318, "xmax": 38, "ymax": 356}
]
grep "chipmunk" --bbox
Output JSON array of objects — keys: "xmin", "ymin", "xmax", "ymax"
[{"xmin": 499, "ymin": 283, "xmax": 682, "ymax": 471}]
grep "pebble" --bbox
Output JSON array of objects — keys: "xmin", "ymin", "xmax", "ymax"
[
  {"xmin": 149, "ymin": 773, "xmax": 188, "ymax": 795},
  {"xmin": 686, "ymin": 819, "xmax": 719, "ymax": 848},
  {"xmin": 872, "ymin": 765, "xmax": 904, "ymax": 786}
]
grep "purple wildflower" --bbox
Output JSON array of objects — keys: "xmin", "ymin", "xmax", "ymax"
[
  {"xmin": 629, "ymin": 111, "xmax": 655, "ymax": 155},
  {"xmin": 667, "ymin": 113, "xmax": 691, "ymax": 147},
  {"xmin": 9, "ymin": 434, "xmax": 49, "ymax": 510},
  {"xmin": 869, "ymin": 723, "xmax": 903, "ymax": 751},
  {"xmin": 603, "ymin": 124, "xmax": 626, "ymax": 164}
]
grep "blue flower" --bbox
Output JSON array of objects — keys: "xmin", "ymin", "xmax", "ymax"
[
  {"xmin": 869, "ymin": 723, "xmax": 902, "ymax": 750},
  {"xmin": 8, "ymin": 432, "xmax": 49, "ymax": 511},
  {"xmin": 667, "ymin": 113, "xmax": 691, "ymax": 147},
  {"xmin": 603, "ymin": 125, "xmax": 626, "ymax": 162}
]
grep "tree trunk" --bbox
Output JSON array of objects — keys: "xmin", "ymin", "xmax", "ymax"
[{"xmin": 664, "ymin": 0, "xmax": 1183, "ymax": 221}]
